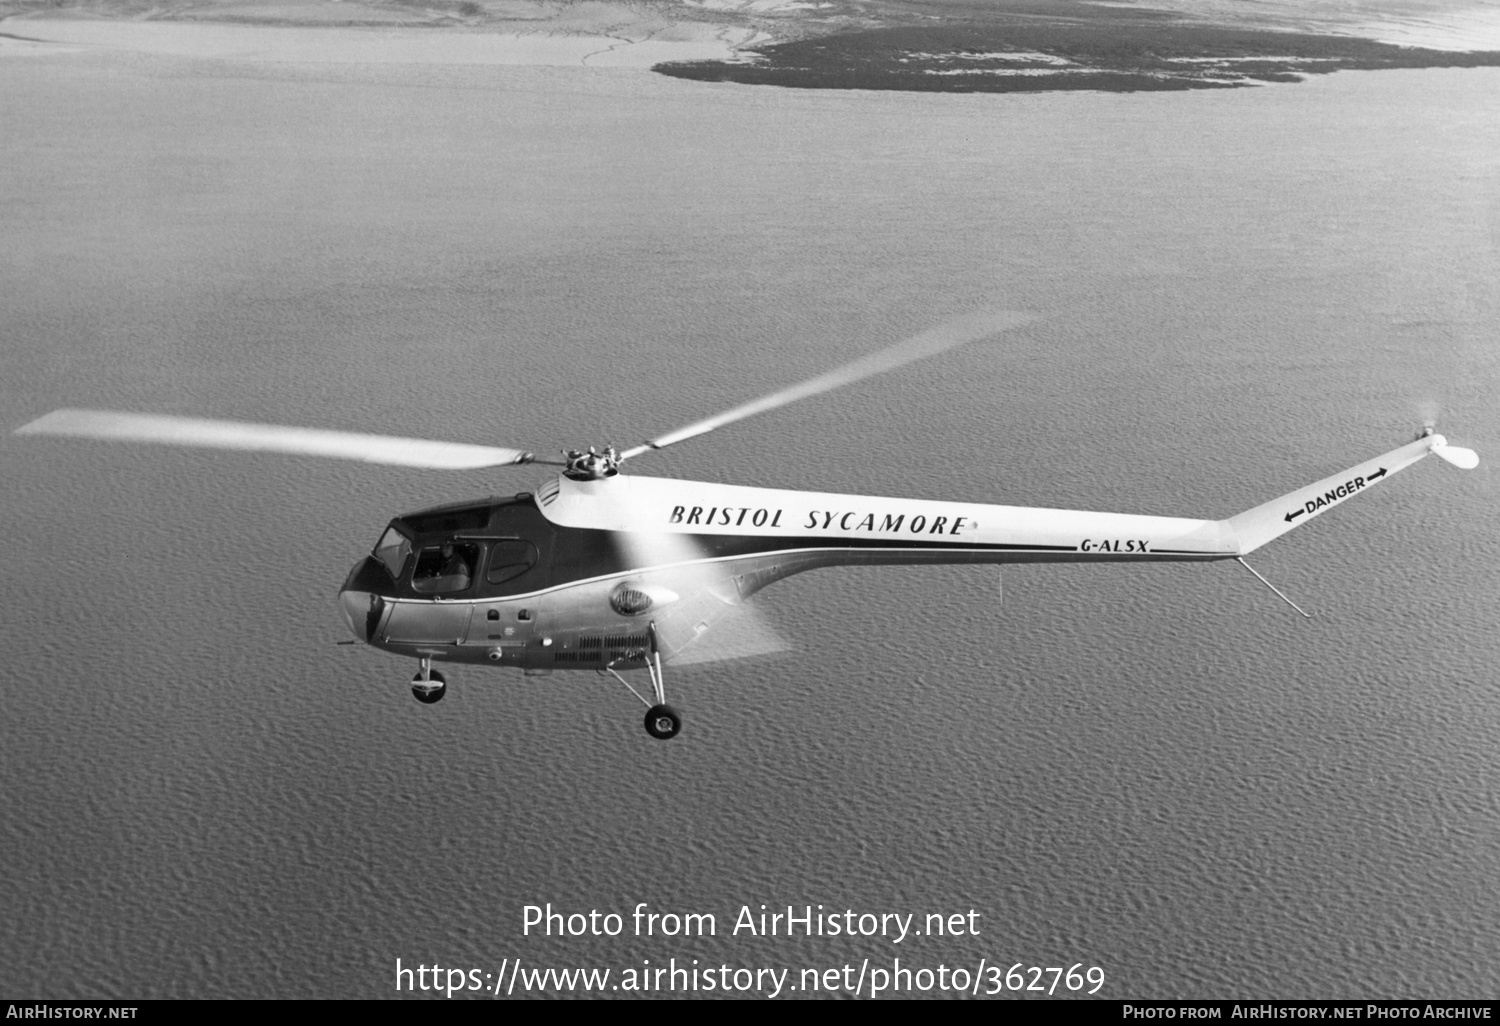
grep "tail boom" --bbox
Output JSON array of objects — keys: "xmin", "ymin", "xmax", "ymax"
[{"xmin": 1225, "ymin": 433, "xmax": 1473, "ymax": 556}]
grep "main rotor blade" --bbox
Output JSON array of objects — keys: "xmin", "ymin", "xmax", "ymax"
[
  {"xmin": 619, "ymin": 309, "xmax": 1034, "ymax": 460},
  {"xmin": 14, "ymin": 409, "xmax": 537, "ymax": 470}
]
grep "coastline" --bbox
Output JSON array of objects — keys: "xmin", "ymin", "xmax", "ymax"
[
  {"xmin": 0, "ymin": 12, "xmax": 768, "ymax": 67},
  {"xmin": 5, "ymin": 0, "xmax": 1500, "ymax": 88}
]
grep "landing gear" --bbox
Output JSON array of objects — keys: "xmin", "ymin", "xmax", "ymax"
[
  {"xmin": 600, "ymin": 621, "xmax": 683, "ymax": 740},
  {"xmin": 411, "ymin": 655, "xmax": 447, "ymax": 704},
  {"xmin": 411, "ymin": 671, "xmax": 446, "ymax": 703},
  {"xmin": 644, "ymin": 705, "xmax": 682, "ymax": 740}
]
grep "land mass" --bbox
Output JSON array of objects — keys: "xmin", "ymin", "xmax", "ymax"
[
  {"xmin": 656, "ymin": 6, "xmax": 1500, "ymax": 93},
  {"xmin": 4, "ymin": 0, "xmax": 1500, "ymax": 90}
]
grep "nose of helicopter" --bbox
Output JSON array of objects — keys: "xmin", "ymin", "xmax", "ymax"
[
  {"xmin": 339, "ymin": 587, "xmax": 378, "ymax": 642},
  {"xmin": 339, "ymin": 557, "xmax": 389, "ymax": 643}
]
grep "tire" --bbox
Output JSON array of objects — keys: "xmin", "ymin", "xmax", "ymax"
[
  {"xmin": 643, "ymin": 704, "xmax": 682, "ymax": 740},
  {"xmin": 411, "ymin": 670, "xmax": 448, "ymax": 705}
]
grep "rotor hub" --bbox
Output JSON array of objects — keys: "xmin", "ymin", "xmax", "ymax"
[{"xmin": 563, "ymin": 446, "xmax": 620, "ymax": 481}]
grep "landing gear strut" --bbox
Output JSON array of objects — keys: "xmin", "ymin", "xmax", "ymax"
[
  {"xmin": 411, "ymin": 655, "xmax": 447, "ymax": 704},
  {"xmin": 601, "ymin": 621, "xmax": 681, "ymax": 740}
]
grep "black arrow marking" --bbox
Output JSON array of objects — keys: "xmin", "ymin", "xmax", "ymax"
[
  {"xmin": 1284, "ymin": 508, "xmax": 1305, "ymax": 523},
  {"xmin": 1368, "ymin": 467, "xmax": 1387, "ymax": 480}
]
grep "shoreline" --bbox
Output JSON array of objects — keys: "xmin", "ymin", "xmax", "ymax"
[
  {"xmin": 6, "ymin": 2, "xmax": 1500, "ymax": 89},
  {"xmin": 0, "ymin": 13, "xmax": 768, "ymax": 67}
]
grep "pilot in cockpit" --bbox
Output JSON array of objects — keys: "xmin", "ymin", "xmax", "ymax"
[{"xmin": 438, "ymin": 543, "xmax": 470, "ymax": 583}]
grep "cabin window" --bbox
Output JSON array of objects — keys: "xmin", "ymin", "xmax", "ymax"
[
  {"xmin": 373, "ymin": 527, "xmax": 412, "ymax": 580},
  {"xmin": 403, "ymin": 506, "xmax": 491, "ymax": 534},
  {"xmin": 486, "ymin": 539, "xmax": 539, "ymax": 585},
  {"xmin": 411, "ymin": 542, "xmax": 479, "ymax": 594}
]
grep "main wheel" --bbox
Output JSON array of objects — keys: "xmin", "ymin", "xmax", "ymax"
[
  {"xmin": 643, "ymin": 704, "xmax": 682, "ymax": 740},
  {"xmin": 411, "ymin": 670, "xmax": 448, "ymax": 705}
]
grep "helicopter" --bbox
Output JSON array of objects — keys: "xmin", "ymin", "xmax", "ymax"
[{"xmin": 13, "ymin": 310, "xmax": 1479, "ymax": 740}]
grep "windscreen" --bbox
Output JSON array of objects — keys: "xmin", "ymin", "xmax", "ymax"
[{"xmin": 373, "ymin": 526, "xmax": 412, "ymax": 579}]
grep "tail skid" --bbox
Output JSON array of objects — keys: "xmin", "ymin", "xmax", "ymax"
[
  {"xmin": 1236, "ymin": 556, "xmax": 1314, "ymax": 617},
  {"xmin": 1225, "ymin": 431, "xmax": 1477, "ymax": 556}
]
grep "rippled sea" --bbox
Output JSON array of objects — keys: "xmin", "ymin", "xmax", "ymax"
[{"xmin": 2, "ymin": 43, "xmax": 1497, "ymax": 998}]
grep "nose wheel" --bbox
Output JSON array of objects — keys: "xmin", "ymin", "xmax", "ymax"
[{"xmin": 411, "ymin": 656, "xmax": 447, "ymax": 704}]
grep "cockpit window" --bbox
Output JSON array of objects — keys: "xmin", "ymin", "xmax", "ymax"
[
  {"xmin": 373, "ymin": 527, "xmax": 412, "ymax": 580},
  {"xmin": 403, "ymin": 506, "xmax": 491, "ymax": 535},
  {"xmin": 486, "ymin": 540, "xmax": 538, "ymax": 585},
  {"xmin": 412, "ymin": 542, "xmax": 479, "ymax": 594}
]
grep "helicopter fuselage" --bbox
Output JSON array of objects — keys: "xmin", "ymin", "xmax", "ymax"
[{"xmin": 338, "ymin": 472, "xmax": 1239, "ymax": 673}]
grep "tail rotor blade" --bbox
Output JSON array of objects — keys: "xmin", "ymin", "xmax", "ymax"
[{"xmin": 14, "ymin": 409, "xmax": 538, "ymax": 470}]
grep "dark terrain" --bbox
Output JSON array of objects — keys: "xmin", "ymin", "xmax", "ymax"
[{"xmin": 655, "ymin": 1, "xmax": 1500, "ymax": 92}]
